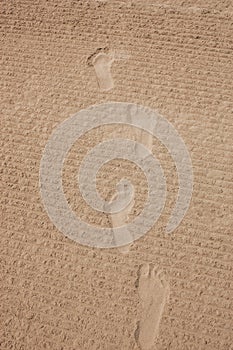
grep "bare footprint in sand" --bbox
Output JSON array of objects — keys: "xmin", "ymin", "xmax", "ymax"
[
  {"xmin": 135, "ymin": 264, "xmax": 170, "ymax": 350},
  {"xmin": 92, "ymin": 52, "xmax": 114, "ymax": 91},
  {"xmin": 109, "ymin": 128, "xmax": 153, "ymax": 254},
  {"xmin": 110, "ymin": 186, "xmax": 135, "ymax": 254}
]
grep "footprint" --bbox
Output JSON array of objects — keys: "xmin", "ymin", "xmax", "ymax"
[
  {"xmin": 109, "ymin": 128, "xmax": 153, "ymax": 254},
  {"xmin": 134, "ymin": 128, "xmax": 153, "ymax": 157},
  {"xmin": 135, "ymin": 264, "xmax": 170, "ymax": 350},
  {"xmin": 92, "ymin": 52, "xmax": 114, "ymax": 91},
  {"xmin": 110, "ymin": 187, "xmax": 135, "ymax": 254}
]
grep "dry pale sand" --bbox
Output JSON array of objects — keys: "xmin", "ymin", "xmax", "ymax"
[{"xmin": 1, "ymin": 0, "xmax": 233, "ymax": 349}]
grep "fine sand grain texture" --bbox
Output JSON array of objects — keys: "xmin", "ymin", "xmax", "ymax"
[{"xmin": 1, "ymin": 0, "xmax": 233, "ymax": 349}]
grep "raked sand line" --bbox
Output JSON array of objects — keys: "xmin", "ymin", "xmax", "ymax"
[{"xmin": 135, "ymin": 263, "xmax": 170, "ymax": 350}]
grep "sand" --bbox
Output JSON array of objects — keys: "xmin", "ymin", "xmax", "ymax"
[{"xmin": 1, "ymin": 0, "xmax": 233, "ymax": 349}]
